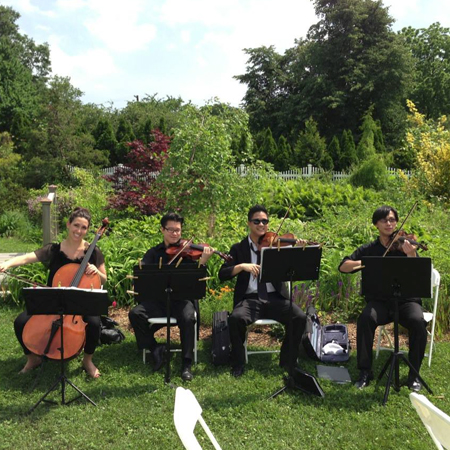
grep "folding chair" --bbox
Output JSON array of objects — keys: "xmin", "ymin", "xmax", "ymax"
[
  {"xmin": 410, "ymin": 392, "xmax": 450, "ymax": 449},
  {"xmin": 142, "ymin": 312, "xmax": 198, "ymax": 364},
  {"xmin": 375, "ymin": 268, "xmax": 440, "ymax": 367},
  {"xmin": 174, "ymin": 387, "xmax": 222, "ymax": 450},
  {"xmin": 244, "ymin": 319, "xmax": 280, "ymax": 363}
]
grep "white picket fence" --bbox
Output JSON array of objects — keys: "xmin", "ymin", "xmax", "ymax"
[{"xmin": 98, "ymin": 163, "xmax": 411, "ymax": 183}]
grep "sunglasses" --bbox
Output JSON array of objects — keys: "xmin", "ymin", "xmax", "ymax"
[{"xmin": 250, "ymin": 219, "xmax": 269, "ymax": 225}]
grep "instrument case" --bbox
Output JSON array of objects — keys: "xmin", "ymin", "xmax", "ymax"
[
  {"xmin": 302, "ymin": 306, "xmax": 350, "ymax": 363},
  {"xmin": 211, "ymin": 310, "xmax": 231, "ymax": 365}
]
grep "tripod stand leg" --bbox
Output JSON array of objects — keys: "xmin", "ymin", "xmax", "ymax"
[
  {"xmin": 382, "ymin": 354, "xmax": 396, "ymax": 406},
  {"xmin": 64, "ymin": 377, "xmax": 97, "ymax": 406},
  {"xmin": 398, "ymin": 354, "xmax": 433, "ymax": 395},
  {"xmin": 27, "ymin": 376, "xmax": 62, "ymax": 414}
]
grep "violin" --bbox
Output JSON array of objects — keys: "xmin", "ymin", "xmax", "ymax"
[
  {"xmin": 258, "ymin": 231, "xmax": 320, "ymax": 250},
  {"xmin": 388, "ymin": 230, "xmax": 428, "ymax": 253},
  {"xmin": 166, "ymin": 239, "xmax": 233, "ymax": 264},
  {"xmin": 21, "ymin": 218, "xmax": 109, "ymax": 361}
]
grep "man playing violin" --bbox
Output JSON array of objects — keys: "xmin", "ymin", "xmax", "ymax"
[
  {"xmin": 0, "ymin": 207, "xmax": 107, "ymax": 378},
  {"xmin": 338, "ymin": 205, "xmax": 427, "ymax": 392},
  {"xmin": 218, "ymin": 204, "xmax": 307, "ymax": 378},
  {"xmin": 128, "ymin": 212, "xmax": 213, "ymax": 381}
]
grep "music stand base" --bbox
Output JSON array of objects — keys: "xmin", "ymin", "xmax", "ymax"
[
  {"xmin": 28, "ymin": 375, "xmax": 97, "ymax": 414},
  {"xmin": 378, "ymin": 351, "xmax": 433, "ymax": 406}
]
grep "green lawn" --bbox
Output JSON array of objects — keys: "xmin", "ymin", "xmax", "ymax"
[
  {"xmin": 0, "ymin": 237, "xmax": 36, "ymax": 253},
  {"xmin": 0, "ymin": 305, "xmax": 448, "ymax": 449}
]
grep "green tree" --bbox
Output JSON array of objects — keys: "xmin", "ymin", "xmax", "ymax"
[
  {"xmin": 139, "ymin": 117, "xmax": 153, "ymax": 144},
  {"xmin": 256, "ymin": 128, "xmax": 278, "ymax": 164},
  {"xmin": 293, "ymin": 117, "xmax": 326, "ymax": 167},
  {"xmin": 327, "ymin": 136, "xmax": 341, "ymax": 170},
  {"xmin": 114, "ymin": 117, "xmax": 135, "ymax": 165},
  {"xmin": 0, "ymin": 6, "xmax": 50, "ymax": 143},
  {"xmin": 340, "ymin": 129, "xmax": 357, "ymax": 169},
  {"xmin": 93, "ymin": 118, "xmax": 117, "ymax": 164},
  {"xmin": 401, "ymin": 23, "xmax": 450, "ymax": 120},
  {"xmin": 159, "ymin": 103, "xmax": 258, "ymax": 236},
  {"xmin": 275, "ymin": 135, "xmax": 292, "ymax": 171},
  {"xmin": 356, "ymin": 109, "xmax": 377, "ymax": 162}
]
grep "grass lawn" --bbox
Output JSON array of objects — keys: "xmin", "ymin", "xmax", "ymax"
[
  {"xmin": 0, "ymin": 237, "xmax": 37, "ymax": 253},
  {"xmin": 0, "ymin": 305, "xmax": 449, "ymax": 450}
]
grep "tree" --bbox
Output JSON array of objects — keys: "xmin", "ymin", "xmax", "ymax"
[
  {"xmin": 159, "ymin": 103, "xmax": 257, "ymax": 236},
  {"xmin": 93, "ymin": 118, "xmax": 117, "ymax": 163},
  {"xmin": 0, "ymin": 6, "xmax": 50, "ymax": 140},
  {"xmin": 275, "ymin": 135, "xmax": 292, "ymax": 171},
  {"xmin": 327, "ymin": 136, "xmax": 341, "ymax": 170},
  {"xmin": 340, "ymin": 129, "xmax": 357, "ymax": 169},
  {"xmin": 236, "ymin": 0, "xmax": 413, "ymax": 150},
  {"xmin": 256, "ymin": 127, "xmax": 278, "ymax": 164},
  {"xmin": 113, "ymin": 117, "xmax": 135, "ymax": 165},
  {"xmin": 401, "ymin": 23, "xmax": 450, "ymax": 120},
  {"xmin": 105, "ymin": 130, "xmax": 169, "ymax": 216},
  {"xmin": 293, "ymin": 117, "xmax": 326, "ymax": 167},
  {"xmin": 356, "ymin": 109, "xmax": 377, "ymax": 162},
  {"xmin": 405, "ymin": 100, "xmax": 450, "ymax": 200}
]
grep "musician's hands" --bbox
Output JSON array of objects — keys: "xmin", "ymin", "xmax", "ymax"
[
  {"xmin": 239, "ymin": 263, "xmax": 260, "ymax": 278},
  {"xmin": 295, "ymin": 239, "xmax": 307, "ymax": 247},
  {"xmin": 0, "ymin": 262, "xmax": 8, "ymax": 272},
  {"xmin": 85, "ymin": 263, "xmax": 100, "ymax": 276},
  {"xmin": 402, "ymin": 239, "xmax": 417, "ymax": 257},
  {"xmin": 199, "ymin": 246, "xmax": 213, "ymax": 265}
]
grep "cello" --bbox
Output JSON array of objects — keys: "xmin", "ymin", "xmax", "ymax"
[{"xmin": 21, "ymin": 218, "xmax": 109, "ymax": 361}]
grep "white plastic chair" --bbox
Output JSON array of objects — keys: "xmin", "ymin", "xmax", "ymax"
[
  {"xmin": 244, "ymin": 319, "xmax": 281, "ymax": 363},
  {"xmin": 174, "ymin": 387, "xmax": 222, "ymax": 450},
  {"xmin": 142, "ymin": 312, "xmax": 198, "ymax": 364},
  {"xmin": 410, "ymin": 392, "xmax": 450, "ymax": 449},
  {"xmin": 376, "ymin": 268, "xmax": 440, "ymax": 367}
]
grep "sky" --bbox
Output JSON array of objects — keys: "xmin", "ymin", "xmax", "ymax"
[{"xmin": 5, "ymin": 0, "xmax": 450, "ymax": 109}]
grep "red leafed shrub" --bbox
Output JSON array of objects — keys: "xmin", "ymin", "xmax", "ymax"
[{"xmin": 105, "ymin": 130, "xmax": 169, "ymax": 215}]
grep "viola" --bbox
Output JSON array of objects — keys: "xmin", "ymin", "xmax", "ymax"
[
  {"xmin": 166, "ymin": 239, "xmax": 233, "ymax": 264},
  {"xmin": 388, "ymin": 229, "xmax": 428, "ymax": 253},
  {"xmin": 22, "ymin": 218, "xmax": 109, "ymax": 361},
  {"xmin": 258, "ymin": 231, "xmax": 320, "ymax": 250}
]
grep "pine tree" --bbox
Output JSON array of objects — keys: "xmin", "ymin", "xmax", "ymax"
[
  {"xmin": 340, "ymin": 129, "xmax": 357, "ymax": 170},
  {"xmin": 327, "ymin": 135, "xmax": 341, "ymax": 170},
  {"xmin": 293, "ymin": 117, "xmax": 326, "ymax": 167}
]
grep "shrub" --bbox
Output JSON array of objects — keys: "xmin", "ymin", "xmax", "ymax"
[{"xmin": 349, "ymin": 156, "xmax": 388, "ymax": 190}]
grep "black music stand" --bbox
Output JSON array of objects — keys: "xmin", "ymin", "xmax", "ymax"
[
  {"xmin": 23, "ymin": 287, "xmax": 110, "ymax": 413},
  {"xmin": 361, "ymin": 256, "xmax": 433, "ymax": 405},
  {"xmin": 259, "ymin": 245, "xmax": 324, "ymax": 398},
  {"xmin": 133, "ymin": 264, "xmax": 207, "ymax": 384}
]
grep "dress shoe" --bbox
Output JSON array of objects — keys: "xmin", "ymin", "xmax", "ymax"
[
  {"xmin": 231, "ymin": 365, "xmax": 245, "ymax": 378},
  {"xmin": 152, "ymin": 345, "xmax": 166, "ymax": 371},
  {"xmin": 407, "ymin": 377, "xmax": 422, "ymax": 392},
  {"xmin": 354, "ymin": 370, "xmax": 374, "ymax": 389},
  {"xmin": 181, "ymin": 364, "xmax": 193, "ymax": 382}
]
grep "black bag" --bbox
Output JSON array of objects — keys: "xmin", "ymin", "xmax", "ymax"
[
  {"xmin": 211, "ymin": 311, "xmax": 231, "ymax": 365},
  {"xmin": 99, "ymin": 316, "xmax": 125, "ymax": 345},
  {"xmin": 301, "ymin": 305, "xmax": 350, "ymax": 363}
]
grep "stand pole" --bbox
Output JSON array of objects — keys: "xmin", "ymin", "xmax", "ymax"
[
  {"xmin": 28, "ymin": 314, "xmax": 97, "ymax": 414},
  {"xmin": 165, "ymin": 282, "xmax": 172, "ymax": 385},
  {"xmin": 270, "ymin": 270, "xmax": 295, "ymax": 399},
  {"xmin": 377, "ymin": 296, "xmax": 433, "ymax": 406}
]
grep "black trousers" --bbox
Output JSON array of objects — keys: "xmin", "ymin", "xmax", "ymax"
[
  {"xmin": 356, "ymin": 300, "xmax": 427, "ymax": 374},
  {"xmin": 228, "ymin": 293, "xmax": 306, "ymax": 367},
  {"xmin": 128, "ymin": 299, "xmax": 196, "ymax": 362},
  {"xmin": 14, "ymin": 311, "xmax": 101, "ymax": 356}
]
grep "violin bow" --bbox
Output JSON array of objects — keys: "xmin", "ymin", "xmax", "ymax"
[
  {"xmin": 382, "ymin": 201, "xmax": 418, "ymax": 257},
  {"xmin": 1, "ymin": 271, "xmax": 46, "ymax": 287},
  {"xmin": 274, "ymin": 205, "xmax": 291, "ymax": 236},
  {"xmin": 167, "ymin": 237, "xmax": 194, "ymax": 266}
]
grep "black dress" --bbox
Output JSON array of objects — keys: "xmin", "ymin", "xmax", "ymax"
[{"xmin": 14, "ymin": 243, "xmax": 105, "ymax": 355}]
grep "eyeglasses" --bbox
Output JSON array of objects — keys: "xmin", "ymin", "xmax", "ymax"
[
  {"xmin": 164, "ymin": 227, "xmax": 181, "ymax": 234},
  {"xmin": 378, "ymin": 218, "xmax": 397, "ymax": 224},
  {"xmin": 250, "ymin": 219, "xmax": 269, "ymax": 225}
]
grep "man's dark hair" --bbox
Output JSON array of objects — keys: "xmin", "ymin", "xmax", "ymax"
[
  {"xmin": 160, "ymin": 212, "xmax": 184, "ymax": 228},
  {"xmin": 247, "ymin": 204, "xmax": 268, "ymax": 221},
  {"xmin": 372, "ymin": 205, "xmax": 398, "ymax": 225}
]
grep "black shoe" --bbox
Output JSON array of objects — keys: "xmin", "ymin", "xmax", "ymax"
[
  {"xmin": 152, "ymin": 345, "xmax": 166, "ymax": 372},
  {"xmin": 181, "ymin": 364, "xmax": 193, "ymax": 381},
  {"xmin": 231, "ymin": 365, "xmax": 245, "ymax": 378},
  {"xmin": 354, "ymin": 370, "xmax": 374, "ymax": 389},
  {"xmin": 407, "ymin": 377, "xmax": 422, "ymax": 392}
]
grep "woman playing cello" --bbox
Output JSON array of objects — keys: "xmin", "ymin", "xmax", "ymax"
[{"xmin": 0, "ymin": 207, "xmax": 107, "ymax": 378}]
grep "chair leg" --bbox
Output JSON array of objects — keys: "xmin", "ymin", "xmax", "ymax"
[{"xmin": 244, "ymin": 329, "xmax": 248, "ymax": 364}]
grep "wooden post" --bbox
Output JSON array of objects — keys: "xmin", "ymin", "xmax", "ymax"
[{"xmin": 41, "ymin": 197, "xmax": 52, "ymax": 246}]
